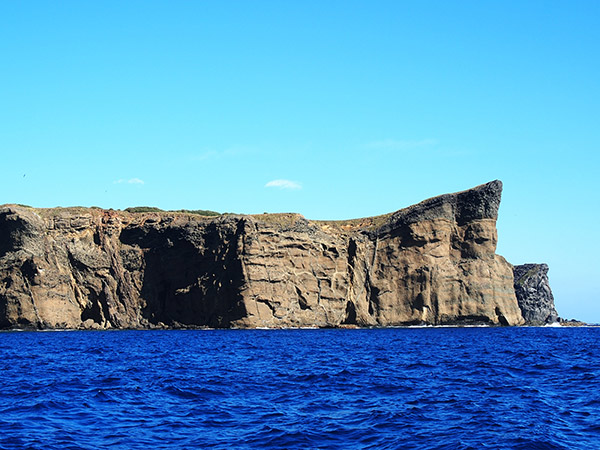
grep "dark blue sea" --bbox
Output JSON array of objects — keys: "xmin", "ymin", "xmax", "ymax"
[{"xmin": 1, "ymin": 327, "xmax": 599, "ymax": 449}]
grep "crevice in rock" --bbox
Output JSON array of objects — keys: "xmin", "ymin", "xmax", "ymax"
[
  {"xmin": 20, "ymin": 259, "xmax": 39, "ymax": 285},
  {"xmin": 368, "ymin": 284, "xmax": 380, "ymax": 317},
  {"xmin": 316, "ymin": 277, "xmax": 322, "ymax": 304},
  {"xmin": 495, "ymin": 307, "xmax": 509, "ymax": 326},
  {"xmin": 412, "ymin": 292, "xmax": 425, "ymax": 312},
  {"xmin": 257, "ymin": 299, "xmax": 276, "ymax": 316},
  {"xmin": 81, "ymin": 297, "xmax": 103, "ymax": 325},
  {"xmin": 342, "ymin": 301, "xmax": 357, "ymax": 325},
  {"xmin": 295, "ymin": 287, "xmax": 309, "ymax": 310},
  {"xmin": 346, "ymin": 238, "xmax": 357, "ymax": 283}
]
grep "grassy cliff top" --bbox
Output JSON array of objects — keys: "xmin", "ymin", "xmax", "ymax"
[
  {"xmin": 4, "ymin": 181, "xmax": 500, "ymax": 232},
  {"xmin": 3, "ymin": 203, "xmax": 395, "ymax": 232}
]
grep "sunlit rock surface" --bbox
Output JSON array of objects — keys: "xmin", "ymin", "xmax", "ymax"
[{"xmin": 0, "ymin": 181, "xmax": 530, "ymax": 329}]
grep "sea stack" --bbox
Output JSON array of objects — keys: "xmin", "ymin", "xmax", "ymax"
[
  {"xmin": 0, "ymin": 181, "xmax": 554, "ymax": 329},
  {"xmin": 513, "ymin": 263, "xmax": 559, "ymax": 325}
]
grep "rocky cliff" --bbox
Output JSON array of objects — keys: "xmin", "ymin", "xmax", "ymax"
[
  {"xmin": 0, "ymin": 181, "xmax": 529, "ymax": 329},
  {"xmin": 513, "ymin": 263, "xmax": 559, "ymax": 325}
]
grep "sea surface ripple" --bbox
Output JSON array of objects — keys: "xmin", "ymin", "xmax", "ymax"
[{"xmin": 0, "ymin": 327, "xmax": 599, "ymax": 449}]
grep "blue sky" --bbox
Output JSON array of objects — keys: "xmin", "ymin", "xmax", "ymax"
[{"xmin": 1, "ymin": 1, "xmax": 598, "ymax": 322}]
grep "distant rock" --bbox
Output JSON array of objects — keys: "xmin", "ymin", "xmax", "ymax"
[
  {"xmin": 558, "ymin": 318, "xmax": 587, "ymax": 327},
  {"xmin": 513, "ymin": 263, "xmax": 559, "ymax": 325},
  {"xmin": 0, "ymin": 181, "xmax": 546, "ymax": 329}
]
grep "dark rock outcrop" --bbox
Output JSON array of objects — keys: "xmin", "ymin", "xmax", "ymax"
[
  {"xmin": 0, "ymin": 181, "xmax": 533, "ymax": 329},
  {"xmin": 513, "ymin": 263, "xmax": 559, "ymax": 325}
]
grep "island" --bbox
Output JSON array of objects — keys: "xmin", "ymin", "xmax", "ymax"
[{"xmin": 0, "ymin": 181, "xmax": 561, "ymax": 329}]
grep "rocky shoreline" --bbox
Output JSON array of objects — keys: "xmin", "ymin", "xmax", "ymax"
[{"xmin": 0, "ymin": 181, "xmax": 565, "ymax": 330}]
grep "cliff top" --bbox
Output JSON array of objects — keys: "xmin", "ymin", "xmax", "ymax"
[{"xmin": 1, "ymin": 180, "xmax": 502, "ymax": 234}]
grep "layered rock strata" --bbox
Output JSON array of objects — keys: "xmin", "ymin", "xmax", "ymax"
[
  {"xmin": 513, "ymin": 263, "xmax": 559, "ymax": 325},
  {"xmin": 0, "ymin": 181, "xmax": 527, "ymax": 329}
]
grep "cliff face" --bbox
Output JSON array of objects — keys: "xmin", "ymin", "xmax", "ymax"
[
  {"xmin": 513, "ymin": 263, "xmax": 559, "ymax": 325},
  {"xmin": 0, "ymin": 181, "xmax": 526, "ymax": 329}
]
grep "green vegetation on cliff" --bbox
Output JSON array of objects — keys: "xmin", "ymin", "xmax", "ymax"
[{"xmin": 125, "ymin": 206, "xmax": 221, "ymax": 216}]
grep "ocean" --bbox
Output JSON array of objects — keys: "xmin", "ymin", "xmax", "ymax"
[{"xmin": 0, "ymin": 327, "xmax": 598, "ymax": 449}]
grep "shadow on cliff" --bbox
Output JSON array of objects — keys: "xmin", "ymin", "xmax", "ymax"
[{"xmin": 119, "ymin": 219, "xmax": 247, "ymax": 327}]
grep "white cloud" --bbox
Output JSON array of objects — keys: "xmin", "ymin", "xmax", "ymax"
[
  {"xmin": 114, "ymin": 178, "xmax": 145, "ymax": 185},
  {"xmin": 265, "ymin": 179, "xmax": 302, "ymax": 190},
  {"xmin": 367, "ymin": 138, "xmax": 438, "ymax": 150}
]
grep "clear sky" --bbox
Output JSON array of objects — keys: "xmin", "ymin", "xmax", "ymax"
[{"xmin": 1, "ymin": 1, "xmax": 598, "ymax": 322}]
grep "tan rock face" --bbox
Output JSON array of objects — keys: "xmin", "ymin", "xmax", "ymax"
[{"xmin": 0, "ymin": 181, "xmax": 525, "ymax": 329}]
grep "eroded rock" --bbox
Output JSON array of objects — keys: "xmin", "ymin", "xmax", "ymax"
[
  {"xmin": 513, "ymin": 263, "xmax": 559, "ymax": 325},
  {"xmin": 0, "ymin": 181, "xmax": 533, "ymax": 329}
]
